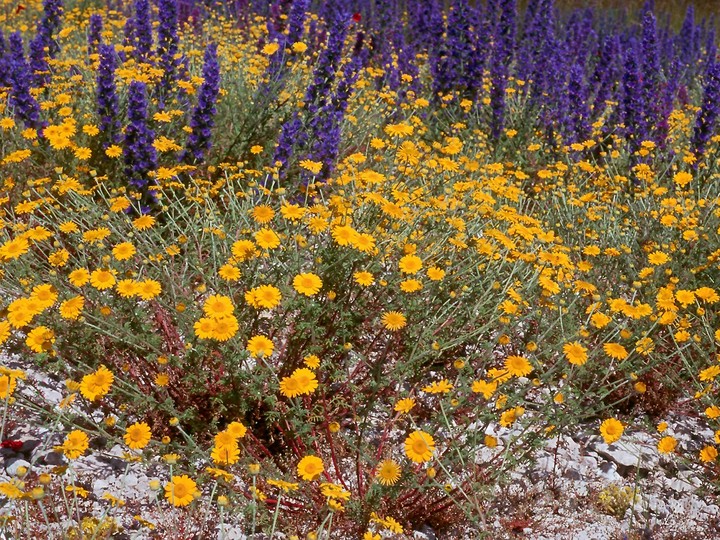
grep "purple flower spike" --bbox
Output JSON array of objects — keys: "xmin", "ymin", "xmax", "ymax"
[
  {"xmin": 157, "ymin": 0, "xmax": 180, "ymax": 101},
  {"xmin": 96, "ymin": 44, "xmax": 121, "ymax": 147},
  {"xmin": 692, "ymin": 61, "xmax": 720, "ymax": 159},
  {"xmin": 133, "ymin": 0, "xmax": 153, "ymax": 61},
  {"xmin": 7, "ymin": 32, "xmax": 44, "ymax": 130},
  {"xmin": 123, "ymin": 81, "xmax": 158, "ymax": 203},
  {"xmin": 183, "ymin": 42, "xmax": 220, "ymax": 163},
  {"xmin": 88, "ymin": 14, "xmax": 103, "ymax": 57}
]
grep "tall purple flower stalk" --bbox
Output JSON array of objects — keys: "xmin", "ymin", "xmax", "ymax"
[
  {"xmin": 123, "ymin": 81, "xmax": 157, "ymax": 206},
  {"xmin": 565, "ymin": 61, "xmax": 591, "ymax": 143},
  {"xmin": 304, "ymin": 5, "xmax": 348, "ymax": 110},
  {"xmin": 691, "ymin": 61, "xmax": 720, "ymax": 159},
  {"xmin": 36, "ymin": 0, "xmax": 64, "ymax": 58},
  {"xmin": 7, "ymin": 33, "xmax": 44, "ymax": 130},
  {"xmin": 29, "ymin": 35, "xmax": 51, "ymax": 87},
  {"xmin": 489, "ymin": 0, "xmax": 516, "ymax": 140},
  {"xmin": 157, "ymin": 0, "xmax": 180, "ymax": 101},
  {"xmin": 0, "ymin": 31, "xmax": 9, "ymax": 88},
  {"xmin": 306, "ymin": 35, "xmax": 366, "ymax": 180},
  {"xmin": 622, "ymin": 39, "xmax": 644, "ymax": 154},
  {"xmin": 96, "ymin": 44, "xmax": 121, "ymax": 148},
  {"xmin": 640, "ymin": 9, "xmax": 662, "ymax": 144},
  {"xmin": 133, "ymin": 0, "xmax": 153, "ymax": 62},
  {"xmin": 183, "ymin": 43, "xmax": 220, "ymax": 163},
  {"xmin": 88, "ymin": 14, "xmax": 103, "ymax": 57}
]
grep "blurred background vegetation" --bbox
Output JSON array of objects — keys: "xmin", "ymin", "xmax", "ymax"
[{"xmin": 522, "ymin": 0, "xmax": 717, "ymax": 27}]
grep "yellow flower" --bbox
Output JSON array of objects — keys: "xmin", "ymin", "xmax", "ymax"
[
  {"xmin": 227, "ymin": 421, "xmax": 247, "ymax": 438},
  {"xmin": 600, "ymin": 418, "xmax": 624, "ymax": 444},
  {"xmin": 279, "ymin": 368, "xmax": 318, "ymax": 398},
  {"xmin": 0, "ymin": 375, "xmax": 17, "ymax": 399},
  {"xmin": 262, "ymin": 42, "xmax": 280, "ymax": 55},
  {"xmin": 137, "ymin": 280, "xmax": 162, "ymax": 300},
  {"xmin": 218, "ymin": 264, "xmax": 241, "ymax": 281},
  {"xmin": 0, "ymin": 237, "xmax": 30, "ymax": 261},
  {"xmin": 673, "ymin": 171, "xmax": 692, "ymax": 187},
  {"xmin": 590, "ymin": 311, "xmax": 612, "ymax": 328},
  {"xmin": 297, "ymin": 455, "xmax": 324, "ymax": 481},
  {"xmin": 61, "ymin": 430, "xmax": 89, "ymax": 459},
  {"xmin": 422, "ymin": 379, "xmax": 453, "ymax": 394},
  {"xmin": 699, "ymin": 365, "xmax": 720, "ymax": 381},
  {"xmin": 116, "ymin": 280, "xmax": 140, "ymax": 298},
  {"xmin": 246, "ymin": 335, "xmax": 274, "ymax": 357},
  {"xmin": 563, "ymin": 342, "xmax": 588, "ymax": 366},
  {"xmin": 254, "ymin": 228, "xmax": 281, "ymax": 249},
  {"xmin": 404, "ymin": 431, "xmax": 435, "ymax": 463},
  {"xmin": 427, "ymin": 266, "xmax": 446, "ymax": 280},
  {"xmin": 251, "ymin": 205, "xmax": 275, "ymax": 224},
  {"xmin": 0, "ymin": 321, "xmax": 10, "ymax": 345},
  {"xmin": 245, "ymin": 285, "xmax": 282, "ymax": 309},
  {"xmin": 267, "ymin": 479, "xmax": 299, "ymax": 492},
  {"xmin": 90, "ymin": 269, "xmax": 116, "ymax": 290},
  {"xmin": 603, "ymin": 343, "xmax": 628, "ymax": 360},
  {"xmin": 112, "ymin": 242, "xmax": 136, "ymax": 261},
  {"xmin": 648, "ymin": 251, "xmax": 669, "ymax": 265},
  {"xmin": 165, "ymin": 475, "xmax": 197, "ymax": 507},
  {"xmin": 48, "ymin": 249, "xmax": 70, "ymax": 267},
  {"xmin": 303, "ymin": 354, "xmax": 320, "ymax": 368},
  {"xmin": 210, "ymin": 315, "xmax": 239, "ymax": 341},
  {"xmin": 80, "ymin": 365, "xmax": 114, "ymax": 401},
  {"xmin": 194, "ymin": 317, "xmax": 216, "ymax": 339},
  {"xmin": 381, "ymin": 311, "xmax": 406, "ymax": 331},
  {"xmin": 68, "ymin": 268, "xmax": 90, "ymax": 287},
  {"xmin": 399, "ymin": 279, "xmax": 422, "ymax": 293},
  {"xmin": 299, "ymin": 160, "xmax": 322, "ymax": 174},
  {"xmin": 124, "ymin": 422, "xmax": 152, "ymax": 450},
  {"xmin": 674, "ymin": 289, "xmax": 696, "ymax": 307},
  {"xmin": 398, "ymin": 254, "xmax": 422, "ymax": 274},
  {"xmin": 211, "ymin": 444, "xmax": 240, "ymax": 465},
  {"xmin": 699, "ymin": 446, "xmax": 718, "ymax": 463},
  {"xmin": 353, "ymin": 271, "xmax": 375, "ymax": 286},
  {"xmin": 504, "ymin": 355, "xmax": 533, "ymax": 377},
  {"xmin": 0, "ymin": 480, "xmax": 24, "ymax": 499},
  {"xmin": 394, "ymin": 398, "xmax": 415, "ymax": 414},
  {"xmin": 133, "ymin": 215, "xmax": 156, "ymax": 230},
  {"xmin": 25, "ymin": 326, "xmax": 55, "ymax": 353},
  {"xmin": 231, "ymin": 239, "xmax": 257, "ymax": 260},
  {"xmin": 105, "ymin": 145, "xmax": 122, "ymax": 158},
  {"xmin": 59, "ymin": 296, "xmax": 84, "ymax": 320},
  {"xmin": 293, "ymin": 273, "xmax": 322, "ymax": 296},
  {"xmin": 471, "ymin": 379, "xmax": 497, "ymax": 399},
  {"xmin": 203, "ymin": 295, "xmax": 234, "ymax": 318},
  {"xmin": 657, "ymin": 436, "xmax": 677, "ymax": 454}
]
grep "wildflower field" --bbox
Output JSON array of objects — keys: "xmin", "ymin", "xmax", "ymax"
[{"xmin": 1, "ymin": 0, "xmax": 720, "ymax": 537}]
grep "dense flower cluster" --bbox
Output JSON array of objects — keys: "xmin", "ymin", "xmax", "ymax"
[{"xmin": 1, "ymin": 0, "xmax": 720, "ymax": 537}]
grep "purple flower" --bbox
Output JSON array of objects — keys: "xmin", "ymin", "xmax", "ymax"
[
  {"xmin": 29, "ymin": 35, "xmax": 51, "ymax": 87},
  {"xmin": 622, "ymin": 39, "xmax": 644, "ymax": 153},
  {"xmin": 0, "ymin": 31, "xmax": 9, "ymax": 88},
  {"xmin": 183, "ymin": 43, "xmax": 220, "ymax": 163},
  {"xmin": 7, "ymin": 32, "xmax": 44, "ymax": 131},
  {"xmin": 37, "ymin": 0, "xmax": 64, "ymax": 58},
  {"xmin": 157, "ymin": 0, "xmax": 180, "ymax": 101},
  {"xmin": 88, "ymin": 14, "xmax": 103, "ymax": 57},
  {"xmin": 123, "ymin": 81, "xmax": 157, "ymax": 203},
  {"xmin": 133, "ymin": 0, "xmax": 152, "ymax": 61},
  {"xmin": 692, "ymin": 61, "xmax": 720, "ymax": 159},
  {"xmin": 96, "ymin": 44, "xmax": 121, "ymax": 147},
  {"xmin": 489, "ymin": 0, "xmax": 516, "ymax": 139}
]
